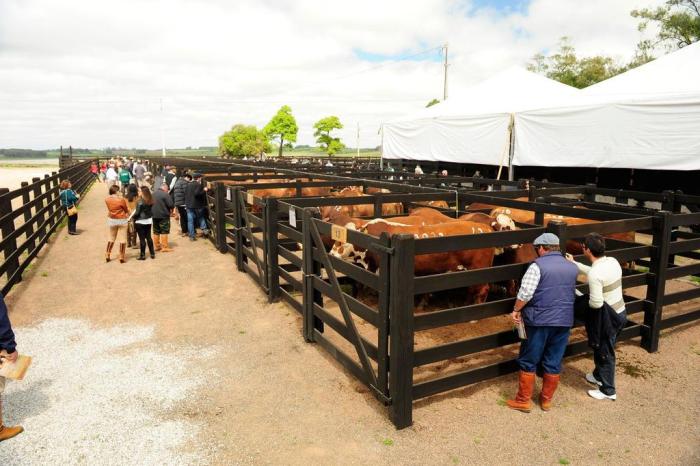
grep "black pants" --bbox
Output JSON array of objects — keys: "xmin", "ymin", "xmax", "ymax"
[
  {"xmin": 135, "ymin": 223, "xmax": 154, "ymax": 256},
  {"xmin": 177, "ymin": 205, "xmax": 188, "ymax": 233},
  {"xmin": 66, "ymin": 208, "xmax": 78, "ymax": 233},
  {"xmin": 593, "ymin": 311, "xmax": 626, "ymax": 396}
]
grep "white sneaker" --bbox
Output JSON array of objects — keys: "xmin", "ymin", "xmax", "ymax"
[
  {"xmin": 585, "ymin": 373, "xmax": 603, "ymax": 386},
  {"xmin": 588, "ymin": 389, "xmax": 616, "ymax": 400}
]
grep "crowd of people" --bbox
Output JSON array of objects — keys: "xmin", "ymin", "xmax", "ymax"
[{"xmin": 100, "ymin": 158, "xmax": 211, "ymax": 263}]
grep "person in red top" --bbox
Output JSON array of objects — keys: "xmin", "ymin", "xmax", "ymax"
[
  {"xmin": 104, "ymin": 185, "xmax": 130, "ymax": 263},
  {"xmin": 90, "ymin": 161, "xmax": 99, "ymax": 181}
]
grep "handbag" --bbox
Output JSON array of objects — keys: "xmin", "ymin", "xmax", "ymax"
[{"xmin": 66, "ymin": 204, "xmax": 78, "ymax": 216}]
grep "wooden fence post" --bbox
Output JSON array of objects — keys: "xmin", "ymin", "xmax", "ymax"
[
  {"xmin": 266, "ymin": 198, "xmax": 280, "ymax": 302},
  {"xmin": 0, "ymin": 188, "xmax": 20, "ymax": 285},
  {"xmin": 20, "ymin": 182, "xmax": 36, "ymax": 253},
  {"xmin": 232, "ymin": 187, "xmax": 244, "ymax": 271},
  {"xmin": 389, "ymin": 234, "xmax": 415, "ymax": 429},
  {"xmin": 301, "ymin": 208, "xmax": 315, "ymax": 341},
  {"xmin": 31, "ymin": 177, "xmax": 46, "ymax": 242},
  {"xmin": 642, "ymin": 211, "xmax": 672, "ymax": 352},
  {"xmin": 546, "ymin": 219, "xmax": 568, "ymax": 252},
  {"xmin": 214, "ymin": 183, "xmax": 227, "ymax": 254}
]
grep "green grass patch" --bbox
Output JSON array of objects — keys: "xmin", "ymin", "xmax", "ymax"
[
  {"xmin": 40, "ymin": 271, "xmax": 48, "ymax": 277},
  {"xmin": 381, "ymin": 438, "xmax": 393, "ymax": 446},
  {"xmin": 689, "ymin": 276, "xmax": 700, "ymax": 286},
  {"xmin": 558, "ymin": 459, "xmax": 570, "ymax": 465}
]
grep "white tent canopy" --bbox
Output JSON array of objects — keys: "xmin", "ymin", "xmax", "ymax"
[
  {"xmin": 382, "ymin": 67, "xmax": 579, "ymax": 165},
  {"xmin": 513, "ymin": 42, "xmax": 700, "ymax": 171}
]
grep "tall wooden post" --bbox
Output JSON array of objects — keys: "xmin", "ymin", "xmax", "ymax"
[
  {"xmin": 266, "ymin": 198, "xmax": 280, "ymax": 302},
  {"xmin": 389, "ymin": 234, "xmax": 415, "ymax": 429},
  {"xmin": 0, "ymin": 188, "xmax": 20, "ymax": 285},
  {"xmin": 214, "ymin": 183, "xmax": 227, "ymax": 254},
  {"xmin": 642, "ymin": 211, "xmax": 672, "ymax": 352}
]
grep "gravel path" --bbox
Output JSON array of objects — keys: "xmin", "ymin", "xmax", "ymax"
[{"xmin": 1, "ymin": 182, "xmax": 699, "ymax": 465}]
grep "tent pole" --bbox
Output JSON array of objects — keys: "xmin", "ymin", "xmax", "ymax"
[
  {"xmin": 379, "ymin": 125, "xmax": 384, "ymax": 170},
  {"xmin": 507, "ymin": 114, "xmax": 515, "ymax": 181}
]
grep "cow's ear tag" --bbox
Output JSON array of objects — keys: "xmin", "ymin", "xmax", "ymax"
[
  {"xmin": 331, "ymin": 225, "xmax": 348, "ymax": 243},
  {"xmin": 246, "ymin": 193, "xmax": 254, "ymax": 205}
]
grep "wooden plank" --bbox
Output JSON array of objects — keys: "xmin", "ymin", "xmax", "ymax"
[
  {"xmin": 312, "ymin": 276, "xmax": 379, "ymax": 327},
  {"xmin": 414, "ymin": 330, "xmax": 519, "ymax": 367},
  {"xmin": 663, "ymin": 287, "xmax": 700, "ymax": 305},
  {"xmin": 278, "ymin": 266, "xmax": 302, "ymax": 292},
  {"xmin": 660, "ymin": 307, "xmax": 700, "ymax": 329},
  {"xmin": 313, "ymin": 248, "xmax": 380, "ymax": 290},
  {"xmin": 313, "ymin": 331, "xmax": 369, "ymax": 386},
  {"xmin": 415, "ymin": 297, "xmax": 514, "ymax": 331},
  {"xmin": 414, "ymin": 263, "xmax": 529, "ymax": 294},
  {"xmin": 313, "ymin": 304, "xmax": 379, "ymax": 362},
  {"xmin": 668, "ymin": 237, "xmax": 700, "ymax": 255},
  {"xmin": 413, "ymin": 227, "xmax": 547, "ymax": 255},
  {"xmin": 278, "ymin": 245, "xmax": 303, "ymax": 268},
  {"xmin": 280, "ymin": 288, "xmax": 303, "ymax": 314}
]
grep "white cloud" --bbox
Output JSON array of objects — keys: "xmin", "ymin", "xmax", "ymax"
[{"xmin": 0, "ymin": 0, "xmax": 663, "ymax": 149}]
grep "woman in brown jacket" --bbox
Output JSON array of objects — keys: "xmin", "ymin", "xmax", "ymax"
[{"xmin": 104, "ymin": 184, "xmax": 130, "ymax": 263}]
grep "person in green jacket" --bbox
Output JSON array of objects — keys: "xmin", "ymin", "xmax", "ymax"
[{"xmin": 118, "ymin": 166, "xmax": 132, "ymax": 195}]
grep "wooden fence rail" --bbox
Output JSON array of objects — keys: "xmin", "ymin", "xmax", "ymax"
[{"xmin": 0, "ymin": 160, "xmax": 96, "ymax": 295}]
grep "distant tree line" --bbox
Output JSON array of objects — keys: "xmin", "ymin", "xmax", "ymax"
[{"xmin": 218, "ymin": 106, "xmax": 345, "ymax": 159}]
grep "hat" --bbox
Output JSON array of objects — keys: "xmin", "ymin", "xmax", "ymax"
[
  {"xmin": 533, "ymin": 233, "xmax": 560, "ymax": 246},
  {"xmin": 193, "ymin": 172, "xmax": 203, "ymax": 178}
]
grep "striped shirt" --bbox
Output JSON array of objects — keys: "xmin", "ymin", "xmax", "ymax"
[{"xmin": 574, "ymin": 256, "xmax": 625, "ymax": 313}]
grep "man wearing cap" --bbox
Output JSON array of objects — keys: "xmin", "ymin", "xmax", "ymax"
[
  {"xmin": 184, "ymin": 173, "xmax": 209, "ymax": 241},
  {"xmin": 507, "ymin": 232, "xmax": 579, "ymax": 412}
]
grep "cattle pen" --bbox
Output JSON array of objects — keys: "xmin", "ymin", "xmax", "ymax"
[{"xmin": 142, "ymin": 157, "xmax": 700, "ymax": 429}]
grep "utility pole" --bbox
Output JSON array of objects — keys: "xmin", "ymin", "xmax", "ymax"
[
  {"xmin": 356, "ymin": 122, "xmax": 360, "ymax": 158},
  {"xmin": 443, "ymin": 43, "xmax": 449, "ymax": 101},
  {"xmin": 160, "ymin": 98, "xmax": 166, "ymax": 157}
]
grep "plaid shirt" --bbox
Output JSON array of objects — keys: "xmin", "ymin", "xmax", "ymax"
[{"xmin": 517, "ymin": 263, "xmax": 541, "ymax": 302}]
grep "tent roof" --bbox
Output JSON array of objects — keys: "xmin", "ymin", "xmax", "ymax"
[
  {"xmin": 386, "ymin": 66, "xmax": 579, "ymax": 124},
  {"xmin": 583, "ymin": 41, "xmax": 700, "ymax": 97}
]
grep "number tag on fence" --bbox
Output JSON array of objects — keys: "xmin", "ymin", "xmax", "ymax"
[
  {"xmin": 289, "ymin": 207, "xmax": 297, "ymax": 228},
  {"xmin": 331, "ymin": 225, "xmax": 347, "ymax": 243},
  {"xmin": 246, "ymin": 193, "xmax": 254, "ymax": 205},
  {"xmin": 226, "ymin": 189, "xmax": 231, "ymax": 202}
]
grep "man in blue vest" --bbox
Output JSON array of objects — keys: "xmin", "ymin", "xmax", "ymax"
[{"xmin": 507, "ymin": 233, "xmax": 578, "ymax": 412}]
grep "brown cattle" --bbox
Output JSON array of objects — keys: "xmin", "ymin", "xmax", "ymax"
[
  {"xmin": 413, "ymin": 200, "xmax": 449, "ymax": 209},
  {"xmin": 320, "ymin": 191, "xmax": 403, "ymax": 220},
  {"xmin": 331, "ymin": 219, "xmax": 496, "ymax": 304}
]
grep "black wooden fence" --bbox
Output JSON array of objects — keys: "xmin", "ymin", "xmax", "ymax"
[
  {"xmin": 0, "ymin": 160, "xmax": 96, "ymax": 295},
  {"xmin": 148, "ymin": 158, "xmax": 700, "ymax": 429}
]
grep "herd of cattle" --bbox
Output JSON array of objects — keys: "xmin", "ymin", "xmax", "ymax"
[{"xmin": 218, "ymin": 180, "xmax": 633, "ymax": 306}]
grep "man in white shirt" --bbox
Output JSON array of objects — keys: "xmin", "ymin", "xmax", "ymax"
[{"xmin": 567, "ymin": 233, "xmax": 626, "ymax": 401}]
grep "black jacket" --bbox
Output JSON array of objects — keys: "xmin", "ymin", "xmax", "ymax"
[
  {"xmin": 172, "ymin": 178, "xmax": 189, "ymax": 206},
  {"xmin": 185, "ymin": 180, "xmax": 207, "ymax": 209},
  {"xmin": 0, "ymin": 294, "xmax": 17, "ymax": 353},
  {"xmin": 134, "ymin": 199, "xmax": 154, "ymax": 221},
  {"xmin": 152, "ymin": 190, "xmax": 174, "ymax": 218},
  {"xmin": 575, "ymin": 294, "xmax": 627, "ymax": 350}
]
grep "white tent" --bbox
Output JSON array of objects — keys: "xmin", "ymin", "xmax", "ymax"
[
  {"xmin": 513, "ymin": 42, "xmax": 700, "ymax": 171},
  {"xmin": 381, "ymin": 67, "xmax": 579, "ymax": 167}
]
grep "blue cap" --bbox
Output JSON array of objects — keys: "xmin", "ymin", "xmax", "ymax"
[{"xmin": 533, "ymin": 232, "xmax": 560, "ymax": 246}]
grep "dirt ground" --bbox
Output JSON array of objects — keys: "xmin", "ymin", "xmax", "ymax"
[{"xmin": 3, "ymin": 182, "xmax": 699, "ymax": 465}]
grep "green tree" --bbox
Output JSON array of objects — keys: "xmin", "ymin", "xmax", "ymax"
[
  {"xmin": 632, "ymin": 0, "xmax": 700, "ymax": 49},
  {"xmin": 313, "ymin": 116, "xmax": 345, "ymax": 156},
  {"xmin": 527, "ymin": 37, "xmax": 626, "ymax": 88},
  {"xmin": 218, "ymin": 124, "xmax": 271, "ymax": 158},
  {"xmin": 426, "ymin": 98, "xmax": 440, "ymax": 108},
  {"xmin": 263, "ymin": 105, "xmax": 298, "ymax": 157}
]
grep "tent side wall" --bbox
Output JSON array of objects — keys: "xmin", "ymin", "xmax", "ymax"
[
  {"xmin": 382, "ymin": 114, "xmax": 511, "ymax": 165},
  {"xmin": 513, "ymin": 96, "xmax": 700, "ymax": 171}
]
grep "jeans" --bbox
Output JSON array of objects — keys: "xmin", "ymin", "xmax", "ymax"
[
  {"xmin": 177, "ymin": 206, "xmax": 188, "ymax": 233},
  {"xmin": 517, "ymin": 326, "xmax": 571, "ymax": 374},
  {"xmin": 187, "ymin": 207, "xmax": 209, "ymax": 238},
  {"xmin": 135, "ymin": 223, "xmax": 154, "ymax": 256},
  {"xmin": 593, "ymin": 311, "xmax": 626, "ymax": 396},
  {"xmin": 66, "ymin": 208, "xmax": 78, "ymax": 233}
]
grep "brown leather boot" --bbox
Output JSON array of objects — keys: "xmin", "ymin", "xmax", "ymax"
[
  {"xmin": 0, "ymin": 424, "xmax": 24, "ymax": 442},
  {"xmin": 160, "ymin": 234, "xmax": 173, "ymax": 252},
  {"xmin": 506, "ymin": 370, "xmax": 535, "ymax": 412},
  {"xmin": 540, "ymin": 373, "xmax": 560, "ymax": 411},
  {"xmin": 105, "ymin": 241, "xmax": 114, "ymax": 262},
  {"xmin": 153, "ymin": 234, "xmax": 162, "ymax": 251},
  {"xmin": 119, "ymin": 243, "xmax": 127, "ymax": 263}
]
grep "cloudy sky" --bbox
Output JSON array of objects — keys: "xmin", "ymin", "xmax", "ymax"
[{"xmin": 0, "ymin": 0, "xmax": 662, "ymax": 150}]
